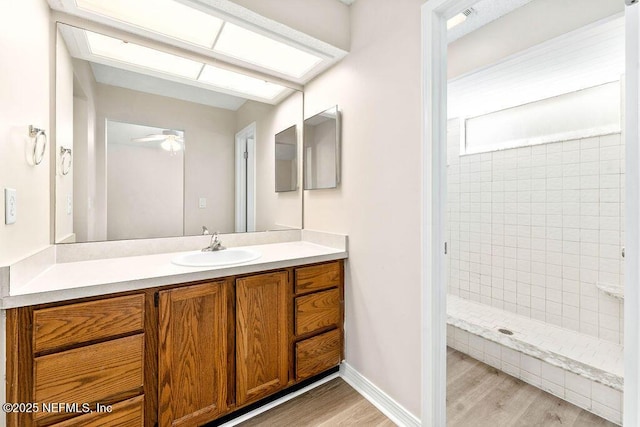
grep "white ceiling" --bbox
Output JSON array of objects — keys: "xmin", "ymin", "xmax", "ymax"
[
  {"xmin": 447, "ymin": 0, "xmax": 534, "ymax": 43},
  {"xmin": 448, "ymin": 15, "xmax": 624, "ymax": 119}
]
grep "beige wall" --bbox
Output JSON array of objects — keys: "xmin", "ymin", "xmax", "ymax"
[
  {"xmin": 304, "ymin": 0, "xmax": 423, "ymax": 418},
  {"xmin": 107, "ymin": 142, "xmax": 184, "ymax": 240},
  {"xmin": 0, "ymin": 0, "xmax": 52, "ymax": 266},
  {"xmin": 94, "ymin": 85, "xmax": 237, "ymax": 236},
  {"xmin": 55, "ymin": 31, "xmax": 75, "ymax": 243}
]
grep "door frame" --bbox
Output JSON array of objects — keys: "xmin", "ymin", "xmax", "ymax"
[
  {"xmin": 421, "ymin": 1, "xmax": 640, "ymax": 426},
  {"xmin": 235, "ymin": 122, "xmax": 256, "ymax": 233},
  {"xmin": 624, "ymin": 4, "xmax": 640, "ymax": 426}
]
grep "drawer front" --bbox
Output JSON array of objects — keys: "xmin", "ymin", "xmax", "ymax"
[
  {"xmin": 50, "ymin": 395, "xmax": 144, "ymax": 427},
  {"xmin": 295, "ymin": 262, "xmax": 341, "ymax": 294},
  {"xmin": 295, "ymin": 329, "xmax": 341, "ymax": 380},
  {"xmin": 34, "ymin": 334, "xmax": 144, "ymax": 422},
  {"xmin": 295, "ymin": 289, "xmax": 340, "ymax": 336},
  {"xmin": 33, "ymin": 294, "xmax": 145, "ymax": 353}
]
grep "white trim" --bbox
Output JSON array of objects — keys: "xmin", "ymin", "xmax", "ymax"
[
  {"xmin": 422, "ymin": 1, "xmax": 476, "ymax": 426},
  {"xmin": 625, "ymin": 4, "xmax": 640, "ymax": 426},
  {"xmin": 217, "ymin": 372, "xmax": 340, "ymax": 427},
  {"xmin": 424, "ymin": 3, "xmax": 640, "ymax": 427},
  {"xmin": 339, "ymin": 363, "xmax": 421, "ymax": 427}
]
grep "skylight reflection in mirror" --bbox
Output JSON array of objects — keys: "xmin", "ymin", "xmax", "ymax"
[
  {"xmin": 86, "ymin": 31, "xmax": 203, "ymax": 79},
  {"xmin": 198, "ymin": 65, "xmax": 286, "ymax": 100},
  {"xmin": 80, "ymin": 28, "xmax": 288, "ymax": 101}
]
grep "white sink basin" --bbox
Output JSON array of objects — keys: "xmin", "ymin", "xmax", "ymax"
[{"xmin": 172, "ymin": 248, "xmax": 261, "ymax": 267}]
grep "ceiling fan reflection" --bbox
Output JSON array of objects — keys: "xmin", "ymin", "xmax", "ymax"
[{"xmin": 131, "ymin": 129, "xmax": 184, "ymax": 153}]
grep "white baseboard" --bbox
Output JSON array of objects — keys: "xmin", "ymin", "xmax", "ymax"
[
  {"xmin": 219, "ymin": 364, "xmax": 421, "ymax": 427},
  {"xmin": 217, "ymin": 372, "xmax": 340, "ymax": 427},
  {"xmin": 339, "ymin": 363, "xmax": 421, "ymax": 427}
]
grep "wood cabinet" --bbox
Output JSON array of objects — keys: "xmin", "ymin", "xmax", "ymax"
[
  {"xmin": 292, "ymin": 261, "xmax": 344, "ymax": 381},
  {"xmin": 6, "ymin": 260, "xmax": 344, "ymax": 427},
  {"xmin": 158, "ymin": 281, "xmax": 230, "ymax": 427},
  {"xmin": 236, "ymin": 272, "xmax": 289, "ymax": 406},
  {"xmin": 7, "ymin": 294, "xmax": 146, "ymax": 427}
]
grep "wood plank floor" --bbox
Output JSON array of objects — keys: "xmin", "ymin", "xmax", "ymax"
[
  {"xmin": 447, "ymin": 347, "xmax": 617, "ymax": 427},
  {"xmin": 237, "ymin": 349, "xmax": 617, "ymax": 426},
  {"xmin": 238, "ymin": 378, "xmax": 394, "ymax": 427}
]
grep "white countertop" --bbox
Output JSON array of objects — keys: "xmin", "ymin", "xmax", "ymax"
[{"xmin": 3, "ymin": 241, "xmax": 347, "ymax": 309}]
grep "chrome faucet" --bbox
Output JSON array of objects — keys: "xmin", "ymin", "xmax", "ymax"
[{"xmin": 202, "ymin": 231, "xmax": 226, "ymax": 252}]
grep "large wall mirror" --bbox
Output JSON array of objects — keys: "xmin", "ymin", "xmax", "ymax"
[{"xmin": 54, "ymin": 23, "xmax": 303, "ymax": 243}]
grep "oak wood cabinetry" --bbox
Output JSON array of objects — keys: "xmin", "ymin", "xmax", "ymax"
[
  {"xmin": 236, "ymin": 272, "xmax": 289, "ymax": 406},
  {"xmin": 158, "ymin": 281, "xmax": 231, "ymax": 426},
  {"xmin": 7, "ymin": 294, "xmax": 146, "ymax": 427},
  {"xmin": 6, "ymin": 260, "xmax": 344, "ymax": 427},
  {"xmin": 292, "ymin": 262, "xmax": 344, "ymax": 381}
]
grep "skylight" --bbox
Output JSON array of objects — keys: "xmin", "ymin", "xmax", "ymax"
[
  {"xmin": 75, "ymin": 0, "xmax": 223, "ymax": 47},
  {"xmin": 214, "ymin": 23, "xmax": 323, "ymax": 78},
  {"xmin": 82, "ymin": 29, "xmax": 288, "ymax": 100}
]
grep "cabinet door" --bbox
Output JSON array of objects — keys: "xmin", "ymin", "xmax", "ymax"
[
  {"xmin": 236, "ymin": 272, "xmax": 289, "ymax": 406},
  {"xmin": 158, "ymin": 282, "xmax": 229, "ymax": 427}
]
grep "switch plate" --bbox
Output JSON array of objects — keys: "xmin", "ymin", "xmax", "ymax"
[
  {"xmin": 67, "ymin": 195, "xmax": 72, "ymax": 215},
  {"xmin": 199, "ymin": 197, "xmax": 207, "ymax": 209},
  {"xmin": 5, "ymin": 188, "xmax": 16, "ymax": 225}
]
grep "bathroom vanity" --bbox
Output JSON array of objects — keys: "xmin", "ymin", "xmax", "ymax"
[{"xmin": 4, "ymin": 237, "xmax": 346, "ymax": 427}]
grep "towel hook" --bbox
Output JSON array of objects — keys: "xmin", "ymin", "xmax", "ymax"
[
  {"xmin": 59, "ymin": 147, "xmax": 72, "ymax": 176},
  {"xmin": 29, "ymin": 125, "xmax": 47, "ymax": 165}
]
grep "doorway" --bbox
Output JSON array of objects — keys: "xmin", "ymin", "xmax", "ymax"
[
  {"xmin": 422, "ymin": 1, "xmax": 638, "ymax": 426},
  {"xmin": 235, "ymin": 122, "xmax": 256, "ymax": 233}
]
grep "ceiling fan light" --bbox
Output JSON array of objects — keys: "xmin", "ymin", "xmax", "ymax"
[{"xmin": 161, "ymin": 137, "xmax": 182, "ymax": 153}]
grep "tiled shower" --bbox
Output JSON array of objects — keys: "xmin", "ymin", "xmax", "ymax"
[{"xmin": 446, "ymin": 119, "xmax": 625, "ymax": 345}]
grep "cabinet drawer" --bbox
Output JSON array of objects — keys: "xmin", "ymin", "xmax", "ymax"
[
  {"xmin": 50, "ymin": 395, "xmax": 144, "ymax": 427},
  {"xmin": 34, "ymin": 334, "xmax": 144, "ymax": 422},
  {"xmin": 33, "ymin": 294, "xmax": 145, "ymax": 353},
  {"xmin": 295, "ymin": 262, "xmax": 341, "ymax": 294},
  {"xmin": 295, "ymin": 329, "xmax": 341, "ymax": 380},
  {"xmin": 295, "ymin": 289, "xmax": 340, "ymax": 336}
]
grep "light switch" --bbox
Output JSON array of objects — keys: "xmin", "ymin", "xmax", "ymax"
[
  {"xmin": 199, "ymin": 197, "xmax": 207, "ymax": 209},
  {"xmin": 5, "ymin": 188, "xmax": 16, "ymax": 225},
  {"xmin": 67, "ymin": 195, "xmax": 72, "ymax": 215}
]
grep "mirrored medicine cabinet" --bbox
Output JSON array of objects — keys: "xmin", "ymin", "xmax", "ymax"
[{"xmin": 303, "ymin": 106, "xmax": 341, "ymax": 190}]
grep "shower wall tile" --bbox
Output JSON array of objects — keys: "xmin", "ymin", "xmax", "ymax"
[{"xmin": 447, "ymin": 121, "xmax": 624, "ymax": 345}]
